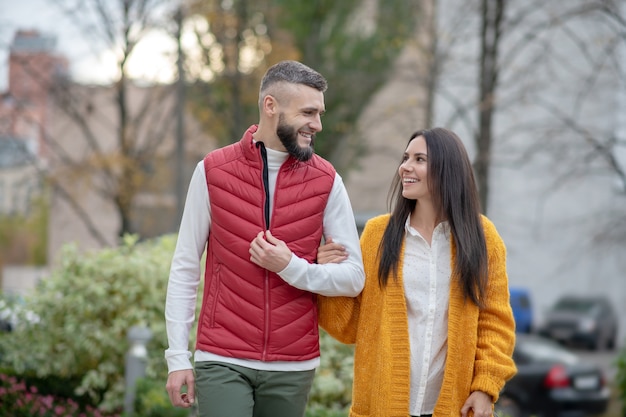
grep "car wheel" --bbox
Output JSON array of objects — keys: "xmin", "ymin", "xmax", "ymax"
[
  {"xmin": 607, "ymin": 329, "xmax": 617, "ymax": 350},
  {"xmin": 495, "ymin": 395, "xmax": 523, "ymax": 417},
  {"xmin": 593, "ymin": 330, "xmax": 611, "ymax": 351}
]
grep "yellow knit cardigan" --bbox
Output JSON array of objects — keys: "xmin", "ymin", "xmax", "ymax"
[{"xmin": 318, "ymin": 214, "xmax": 517, "ymax": 417}]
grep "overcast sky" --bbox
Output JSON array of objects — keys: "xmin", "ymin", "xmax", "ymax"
[
  {"xmin": 0, "ymin": 0, "xmax": 102, "ymax": 89},
  {"xmin": 0, "ymin": 0, "xmax": 180, "ymax": 90}
]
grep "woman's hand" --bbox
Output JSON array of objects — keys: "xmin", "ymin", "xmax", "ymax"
[
  {"xmin": 460, "ymin": 391, "xmax": 493, "ymax": 417},
  {"xmin": 317, "ymin": 236, "xmax": 348, "ymax": 265}
]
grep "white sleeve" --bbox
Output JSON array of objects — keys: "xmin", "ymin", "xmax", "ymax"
[
  {"xmin": 164, "ymin": 161, "xmax": 210, "ymax": 373},
  {"xmin": 277, "ymin": 173, "xmax": 365, "ymax": 296}
]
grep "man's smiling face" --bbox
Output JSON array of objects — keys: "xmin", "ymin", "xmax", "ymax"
[{"xmin": 274, "ymin": 84, "xmax": 325, "ymax": 161}]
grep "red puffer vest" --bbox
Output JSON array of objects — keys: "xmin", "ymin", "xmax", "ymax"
[{"xmin": 196, "ymin": 125, "xmax": 336, "ymax": 361}]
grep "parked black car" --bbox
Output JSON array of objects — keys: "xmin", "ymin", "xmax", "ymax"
[
  {"xmin": 495, "ymin": 334, "xmax": 610, "ymax": 417},
  {"xmin": 538, "ymin": 295, "xmax": 618, "ymax": 350}
]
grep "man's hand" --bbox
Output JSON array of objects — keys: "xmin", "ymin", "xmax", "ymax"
[
  {"xmin": 166, "ymin": 369, "xmax": 195, "ymax": 408},
  {"xmin": 317, "ymin": 236, "xmax": 348, "ymax": 265},
  {"xmin": 460, "ymin": 390, "xmax": 493, "ymax": 417},
  {"xmin": 249, "ymin": 230, "xmax": 292, "ymax": 272}
]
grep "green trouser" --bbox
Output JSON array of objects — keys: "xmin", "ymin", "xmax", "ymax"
[{"xmin": 195, "ymin": 361, "xmax": 316, "ymax": 417}]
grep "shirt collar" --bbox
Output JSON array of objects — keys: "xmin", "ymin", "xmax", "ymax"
[
  {"xmin": 404, "ymin": 215, "xmax": 451, "ymax": 237},
  {"xmin": 253, "ymin": 139, "xmax": 289, "ymax": 168}
]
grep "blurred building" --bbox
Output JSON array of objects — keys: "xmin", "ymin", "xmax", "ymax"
[
  {"xmin": 0, "ymin": 136, "xmax": 40, "ymax": 215},
  {"xmin": 0, "ymin": 30, "xmax": 65, "ymax": 217},
  {"xmin": 0, "ymin": 29, "xmax": 216, "ymax": 292},
  {"xmin": 2, "ymin": 30, "xmax": 69, "ymax": 159}
]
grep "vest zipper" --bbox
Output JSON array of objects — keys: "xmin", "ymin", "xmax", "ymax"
[
  {"xmin": 256, "ymin": 141, "xmax": 271, "ymax": 360},
  {"xmin": 257, "ymin": 142, "xmax": 270, "ymax": 229}
]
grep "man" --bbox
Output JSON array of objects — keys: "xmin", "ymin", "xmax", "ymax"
[{"xmin": 165, "ymin": 60, "xmax": 365, "ymax": 417}]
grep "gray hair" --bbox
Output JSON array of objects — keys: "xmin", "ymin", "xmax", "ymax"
[{"xmin": 259, "ymin": 60, "xmax": 327, "ymax": 107}]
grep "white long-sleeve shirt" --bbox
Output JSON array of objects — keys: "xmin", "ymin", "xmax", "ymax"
[
  {"xmin": 404, "ymin": 218, "xmax": 451, "ymax": 415},
  {"xmin": 165, "ymin": 147, "xmax": 364, "ymax": 373}
]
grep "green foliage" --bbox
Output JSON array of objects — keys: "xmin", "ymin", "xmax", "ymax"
[
  {"xmin": 0, "ymin": 234, "xmax": 195, "ymax": 412},
  {"xmin": 272, "ymin": 0, "xmax": 416, "ymax": 168},
  {"xmin": 616, "ymin": 344, "xmax": 626, "ymax": 417},
  {"xmin": 0, "ymin": 372, "xmax": 120, "ymax": 417},
  {"xmin": 308, "ymin": 329, "xmax": 354, "ymax": 411},
  {"xmin": 185, "ymin": 1, "xmax": 415, "ymax": 170},
  {"xmin": 0, "ymin": 229, "xmax": 353, "ymax": 417},
  {"xmin": 0, "ymin": 194, "xmax": 49, "ymax": 266},
  {"xmin": 0, "ymin": 230, "xmax": 355, "ymax": 415},
  {"xmin": 134, "ymin": 377, "xmax": 193, "ymax": 417},
  {"xmin": 306, "ymin": 404, "xmax": 349, "ymax": 417},
  {"xmin": 0, "ymin": 368, "xmax": 88, "ymax": 406},
  {"xmin": 185, "ymin": 0, "xmax": 272, "ymax": 146}
]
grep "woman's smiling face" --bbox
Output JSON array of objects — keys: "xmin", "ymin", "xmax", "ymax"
[{"xmin": 399, "ymin": 135, "xmax": 430, "ymax": 200}]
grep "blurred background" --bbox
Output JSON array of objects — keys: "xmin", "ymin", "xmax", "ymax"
[{"xmin": 0, "ymin": 0, "xmax": 625, "ymax": 416}]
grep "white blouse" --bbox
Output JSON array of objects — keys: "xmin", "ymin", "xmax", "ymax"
[{"xmin": 404, "ymin": 217, "xmax": 452, "ymax": 415}]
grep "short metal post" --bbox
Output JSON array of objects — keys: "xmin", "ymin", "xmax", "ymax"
[{"xmin": 124, "ymin": 326, "xmax": 153, "ymax": 416}]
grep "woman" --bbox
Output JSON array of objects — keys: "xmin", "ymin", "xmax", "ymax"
[{"xmin": 318, "ymin": 128, "xmax": 516, "ymax": 417}]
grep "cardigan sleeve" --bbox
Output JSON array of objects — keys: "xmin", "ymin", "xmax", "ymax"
[
  {"xmin": 317, "ymin": 294, "xmax": 360, "ymax": 344},
  {"xmin": 470, "ymin": 217, "xmax": 517, "ymax": 402},
  {"xmin": 317, "ymin": 215, "xmax": 388, "ymax": 344}
]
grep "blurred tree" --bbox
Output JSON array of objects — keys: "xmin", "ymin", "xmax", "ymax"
[
  {"xmin": 44, "ymin": 0, "xmax": 179, "ymax": 241},
  {"xmin": 430, "ymin": 0, "xmax": 626, "ymax": 222},
  {"xmin": 475, "ymin": 0, "xmax": 504, "ymax": 213},
  {"xmin": 184, "ymin": 0, "xmax": 416, "ymax": 169},
  {"xmin": 492, "ymin": 0, "xmax": 626, "ymax": 245},
  {"xmin": 271, "ymin": 0, "xmax": 415, "ymax": 165},
  {"xmin": 184, "ymin": 0, "xmax": 276, "ymax": 146}
]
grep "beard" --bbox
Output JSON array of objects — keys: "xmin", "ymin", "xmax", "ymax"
[{"xmin": 277, "ymin": 114, "xmax": 314, "ymax": 162}]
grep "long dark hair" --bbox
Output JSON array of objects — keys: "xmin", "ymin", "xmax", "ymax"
[{"xmin": 378, "ymin": 128, "xmax": 488, "ymax": 307}]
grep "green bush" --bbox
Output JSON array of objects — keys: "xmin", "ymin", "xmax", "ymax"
[
  {"xmin": 0, "ymin": 233, "xmax": 355, "ymax": 416},
  {"xmin": 0, "ymin": 234, "xmax": 196, "ymax": 412},
  {"xmin": 0, "ymin": 195, "xmax": 49, "ymax": 267},
  {"xmin": 616, "ymin": 344, "xmax": 626, "ymax": 417},
  {"xmin": 0, "ymin": 372, "xmax": 120, "ymax": 417},
  {"xmin": 0, "ymin": 368, "xmax": 88, "ymax": 406},
  {"xmin": 307, "ymin": 329, "xmax": 353, "ymax": 414},
  {"xmin": 305, "ymin": 403, "xmax": 349, "ymax": 417},
  {"xmin": 134, "ymin": 377, "xmax": 193, "ymax": 417}
]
